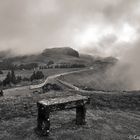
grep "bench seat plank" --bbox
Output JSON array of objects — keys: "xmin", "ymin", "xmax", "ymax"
[{"xmin": 38, "ymin": 94, "xmax": 89, "ymax": 106}]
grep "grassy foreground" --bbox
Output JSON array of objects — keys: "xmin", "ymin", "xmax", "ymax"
[{"xmin": 0, "ymin": 86, "xmax": 140, "ymax": 140}]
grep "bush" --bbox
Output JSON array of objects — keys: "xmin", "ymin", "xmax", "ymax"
[
  {"xmin": 22, "ymin": 77, "xmax": 30, "ymax": 81},
  {"xmin": 47, "ymin": 60, "xmax": 54, "ymax": 66},
  {"xmin": 30, "ymin": 71, "xmax": 44, "ymax": 81},
  {"xmin": 16, "ymin": 76, "xmax": 22, "ymax": 83},
  {"xmin": 35, "ymin": 71, "xmax": 44, "ymax": 79},
  {"xmin": 3, "ymin": 71, "xmax": 11, "ymax": 86},
  {"xmin": 11, "ymin": 70, "xmax": 16, "ymax": 84},
  {"xmin": 0, "ymin": 80, "xmax": 3, "ymax": 87},
  {"xmin": 42, "ymin": 83, "xmax": 62, "ymax": 92},
  {"xmin": 17, "ymin": 63, "xmax": 38, "ymax": 70},
  {"xmin": 0, "ymin": 70, "xmax": 3, "ymax": 74}
]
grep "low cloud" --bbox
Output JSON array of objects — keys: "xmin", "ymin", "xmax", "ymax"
[
  {"xmin": 0, "ymin": 0, "xmax": 140, "ymax": 56},
  {"xmin": 0, "ymin": 0, "xmax": 140, "ymax": 89},
  {"xmin": 104, "ymin": 38, "xmax": 140, "ymax": 90}
]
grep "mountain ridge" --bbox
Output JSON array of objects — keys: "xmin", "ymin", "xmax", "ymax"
[{"xmin": 0, "ymin": 47, "xmax": 117, "ymax": 69}]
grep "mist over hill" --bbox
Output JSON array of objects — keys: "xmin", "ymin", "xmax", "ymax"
[{"xmin": 0, "ymin": 47, "xmax": 117, "ymax": 69}]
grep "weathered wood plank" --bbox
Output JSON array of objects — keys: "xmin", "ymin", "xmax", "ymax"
[
  {"xmin": 38, "ymin": 94, "xmax": 89, "ymax": 106},
  {"xmin": 38, "ymin": 95, "xmax": 89, "ymax": 112}
]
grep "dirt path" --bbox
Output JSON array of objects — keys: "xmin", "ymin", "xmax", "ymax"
[
  {"xmin": 2, "ymin": 68, "xmax": 90, "ymax": 96},
  {"xmin": 29, "ymin": 67, "xmax": 93, "ymax": 90}
]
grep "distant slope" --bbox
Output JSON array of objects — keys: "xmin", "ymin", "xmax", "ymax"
[{"xmin": 0, "ymin": 47, "xmax": 117, "ymax": 69}]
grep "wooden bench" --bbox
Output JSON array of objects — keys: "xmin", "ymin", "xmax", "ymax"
[{"xmin": 35, "ymin": 94, "xmax": 90, "ymax": 136}]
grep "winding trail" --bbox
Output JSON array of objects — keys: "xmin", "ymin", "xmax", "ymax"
[
  {"xmin": 29, "ymin": 67, "xmax": 130, "ymax": 95},
  {"xmin": 29, "ymin": 67, "xmax": 93, "ymax": 90},
  {"xmin": 3, "ymin": 67, "xmax": 131, "ymax": 96}
]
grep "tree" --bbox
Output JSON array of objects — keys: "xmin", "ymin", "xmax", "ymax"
[
  {"xmin": 30, "ymin": 71, "xmax": 44, "ymax": 81},
  {"xmin": 35, "ymin": 71, "xmax": 44, "ymax": 79},
  {"xmin": 47, "ymin": 60, "xmax": 54, "ymax": 66},
  {"xmin": 11, "ymin": 69, "xmax": 16, "ymax": 84},
  {"xmin": 3, "ymin": 70, "xmax": 18, "ymax": 86},
  {"xmin": 3, "ymin": 71, "xmax": 11, "ymax": 86},
  {"xmin": 0, "ymin": 80, "xmax": 3, "ymax": 87},
  {"xmin": 16, "ymin": 76, "xmax": 22, "ymax": 83},
  {"xmin": 22, "ymin": 77, "xmax": 30, "ymax": 81},
  {"xmin": 0, "ymin": 70, "xmax": 3, "ymax": 74},
  {"xmin": 30, "ymin": 71, "xmax": 36, "ymax": 81}
]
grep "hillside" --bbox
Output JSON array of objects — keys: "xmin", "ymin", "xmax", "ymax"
[{"xmin": 0, "ymin": 47, "xmax": 117, "ymax": 70}]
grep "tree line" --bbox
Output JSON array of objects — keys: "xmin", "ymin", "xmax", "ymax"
[
  {"xmin": 0, "ymin": 62, "xmax": 38, "ymax": 70},
  {"xmin": 39, "ymin": 63, "xmax": 86, "ymax": 69},
  {"xmin": 0, "ymin": 70, "xmax": 44, "ymax": 87}
]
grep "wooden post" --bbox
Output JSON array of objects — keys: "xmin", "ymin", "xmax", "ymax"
[
  {"xmin": 76, "ymin": 105, "xmax": 86, "ymax": 125},
  {"xmin": 36, "ymin": 103, "xmax": 50, "ymax": 136}
]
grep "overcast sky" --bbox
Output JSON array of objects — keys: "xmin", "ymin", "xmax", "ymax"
[{"xmin": 0, "ymin": 0, "xmax": 140, "ymax": 56}]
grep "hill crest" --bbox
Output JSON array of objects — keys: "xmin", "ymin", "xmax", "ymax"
[{"xmin": 42, "ymin": 47, "xmax": 79, "ymax": 58}]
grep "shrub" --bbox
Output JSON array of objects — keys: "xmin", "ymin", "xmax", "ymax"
[
  {"xmin": 16, "ymin": 76, "xmax": 22, "ymax": 83},
  {"xmin": 47, "ymin": 60, "xmax": 54, "ymax": 66},
  {"xmin": 0, "ymin": 70, "xmax": 3, "ymax": 74},
  {"xmin": 22, "ymin": 77, "xmax": 30, "ymax": 81},
  {"xmin": 30, "ymin": 71, "xmax": 44, "ymax": 81}
]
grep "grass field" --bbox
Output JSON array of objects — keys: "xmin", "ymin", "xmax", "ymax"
[
  {"xmin": 0, "ymin": 68, "xmax": 83, "ymax": 88},
  {"xmin": 0, "ymin": 68, "xmax": 82, "ymax": 80},
  {"xmin": 58, "ymin": 67, "xmax": 131, "ymax": 91},
  {"xmin": 0, "ymin": 86, "xmax": 140, "ymax": 140},
  {"xmin": 0, "ymin": 67, "xmax": 140, "ymax": 140}
]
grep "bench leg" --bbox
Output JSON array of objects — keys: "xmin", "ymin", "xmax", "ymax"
[
  {"xmin": 76, "ymin": 105, "xmax": 86, "ymax": 125},
  {"xmin": 36, "ymin": 104, "xmax": 50, "ymax": 136}
]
